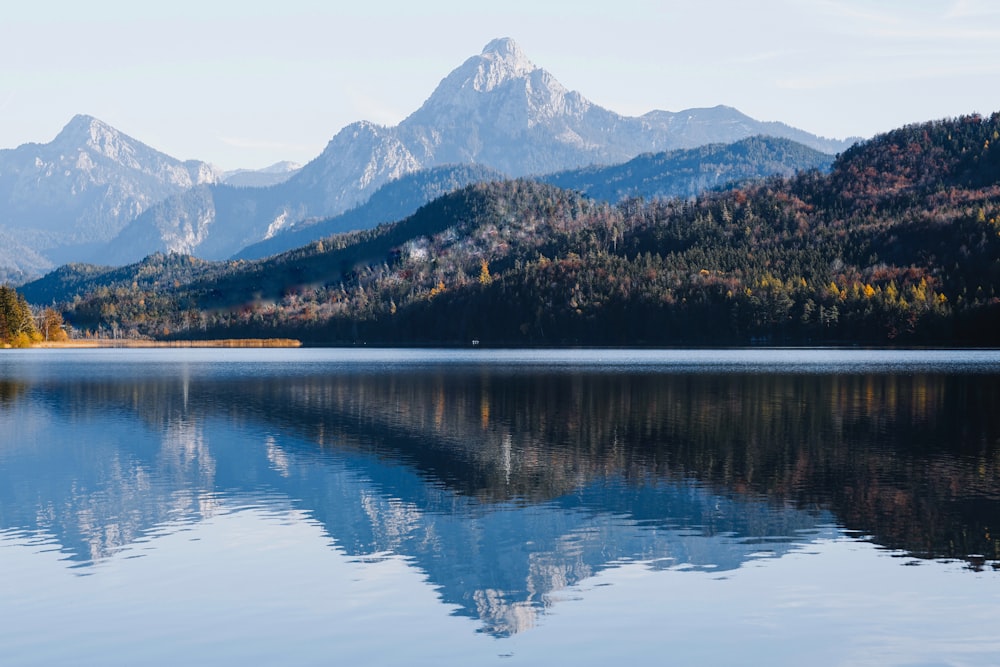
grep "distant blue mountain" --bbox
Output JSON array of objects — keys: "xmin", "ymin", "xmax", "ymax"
[{"xmin": 539, "ymin": 135, "xmax": 834, "ymax": 201}]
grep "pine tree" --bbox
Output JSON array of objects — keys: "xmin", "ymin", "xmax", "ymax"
[{"xmin": 0, "ymin": 285, "xmax": 39, "ymax": 347}]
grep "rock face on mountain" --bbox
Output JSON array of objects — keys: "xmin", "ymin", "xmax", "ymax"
[
  {"xmin": 0, "ymin": 115, "xmax": 219, "ymax": 281},
  {"xmin": 397, "ymin": 37, "xmax": 618, "ymax": 174}
]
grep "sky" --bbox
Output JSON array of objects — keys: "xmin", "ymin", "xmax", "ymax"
[{"xmin": 2, "ymin": 0, "xmax": 999, "ymax": 171}]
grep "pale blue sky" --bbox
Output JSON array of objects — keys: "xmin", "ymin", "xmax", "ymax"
[{"xmin": 2, "ymin": 0, "xmax": 998, "ymax": 170}]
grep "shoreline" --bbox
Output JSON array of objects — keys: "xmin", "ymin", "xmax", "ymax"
[{"xmin": 32, "ymin": 338, "xmax": 302, "ymax": 349}]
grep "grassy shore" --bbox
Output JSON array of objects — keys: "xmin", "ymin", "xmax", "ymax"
[{"xmin": 33, "ymin": 338, "xmax": 302, "ymax": 349}]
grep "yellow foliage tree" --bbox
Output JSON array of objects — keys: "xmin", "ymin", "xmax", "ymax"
[
  {"xmin": 40, "ymin": 307, "xmax": 68, "ymax": 342},
  {"xmin": 478, "ymin": 259, "xmax": 493, "ymax": 285}
]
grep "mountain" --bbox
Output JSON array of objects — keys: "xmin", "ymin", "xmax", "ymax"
[
  {"xmin": 26, "ymin": 112, "xmax": 1000, "ymax": 346},
  {"xmin": 94, "ymin": 37, "xmax": 854, "ymax": 267},
  {"xmin": 639, "ymin": 105, "xmax": 855, "ymax": 154},
  {"xmin": 397, "ymin": 38, "xmax": 853, "ymax": 172},
  {"xmin": 0, "ymin": 115, "xmax": 220, "ymax": 280},
  {"xmin": 222, "ymin": 161, "xmax": 302, "ymax": 188},
  {"xmin": 539, "ymin": 136, "xmax": 834, "ymax": 201}
]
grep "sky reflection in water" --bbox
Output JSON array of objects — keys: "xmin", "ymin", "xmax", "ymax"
[{"xmin": 1, "ymin": 348, "xmax": 998, "ymax": 665}]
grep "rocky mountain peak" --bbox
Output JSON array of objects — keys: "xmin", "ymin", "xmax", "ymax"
[
  {"xmin": 420, "ymin": 37, "xmax": 540, "ymax": 104},
  {"xmin": 474, "ymin": 37, "xmax": 536, "ymax": 91},
  {"xmin": 48, "ymin": 113, "xmax": 164, "ymax": 175},
  {"xmin": 54, "ymin": 114, "xmax": 119, "ymax": 150}
]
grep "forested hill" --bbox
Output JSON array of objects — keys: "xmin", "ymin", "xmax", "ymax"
[{"xmin": 23, "ymin": 113, "xmax": 1000, "ymax": 346}]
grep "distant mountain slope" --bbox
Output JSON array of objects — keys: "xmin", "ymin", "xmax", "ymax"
[
  {"xmin": 0, "ymin": 229, "xmax": 52, "ymax": 284},
  {"xmin": 92, "ymin": 37, "xmax": 854, "ymax": 268},
  {"xmin": 222, "ymin": 161, "xmax": 302, "ymax": 188},
  {"xmin": 234, "ymin": 164, "xmax": 505, "ymax": 260},
  {"xmin": 539, "ymin": 136, "xmax": 834, "ymax": 201},
  {"xmin": 0, "ymin": 115, "xmax": 220, "ymax": 279},
  {"xmin": 639, "ymin": 105, "xmax": 853, "ymax": 154}
]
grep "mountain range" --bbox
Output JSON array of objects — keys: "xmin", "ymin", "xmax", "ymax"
[
  {"xmin": 1, "ymin": 37, "xmax": 856, "ymax": 282},
  {"xmin": 24, "ymin": 112, "xmax": 999, "ymax": 346}
]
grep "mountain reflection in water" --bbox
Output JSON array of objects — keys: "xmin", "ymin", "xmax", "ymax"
[{"xmin": 0, "ymin": 350, "xmax": 998, "ymax": 636}]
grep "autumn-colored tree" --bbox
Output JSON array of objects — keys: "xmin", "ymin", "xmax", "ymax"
[
  {"xmin": 39, "ymin": 307, "xmax": 68, "ymax": 342},
  {"xmin": 478, "ymin": 259, "xmax": 493, "ymax": 285}
]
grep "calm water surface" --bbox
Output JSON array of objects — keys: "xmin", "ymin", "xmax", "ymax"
[{"xmin": 1, "ymin": 348, "xmax": 999, "ymax": 666}]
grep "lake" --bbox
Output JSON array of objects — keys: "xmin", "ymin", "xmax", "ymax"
[{"xmin": 1, "ymin": 348, "xmax": 998, "ymax": 666}]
